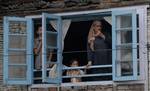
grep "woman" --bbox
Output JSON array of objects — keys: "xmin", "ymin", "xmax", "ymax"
[
  {"xmin": 34, "ymin": 26, "xmax": 42, "ymax": 70},
  {"xmin": 87, "ymin": 20, "xmax": 111, "ymax": 80},
  {"xmin": 34, "ymin": 25, "xmax": 55, "ymax": 70}
]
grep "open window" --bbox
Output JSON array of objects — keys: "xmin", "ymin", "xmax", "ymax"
[
  {"xmin": 3, "ymin": 17, "xmax": 33, "ymax": 84},
  {"xmin": 3, "ymin": 5, "xmax": 148, "ymax": 86},
  {"xmin": 42, "ymin": 13, "xmax": 62, "ymax": 84},
  {"xmin": 112, "ymin": 10, "xmax": 138, "ymax": 81},
  {"xmin": 62, "ymin": 18, "xmax": 112, "ymax": 83}
]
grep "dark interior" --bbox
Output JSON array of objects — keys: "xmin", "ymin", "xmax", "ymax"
[
  {"xmin": 63, "ymin": 19, "xmax": 112, "ymax": 66},
  {"xmin": 63, "ymin": 21, "xmax": 92, "ymax": 66},
  {"xmin": 33, "ymin": 18, "xmax": 112, "ymax": 83}
]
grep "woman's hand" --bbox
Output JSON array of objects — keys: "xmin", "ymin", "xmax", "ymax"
[
  {"xmin": 94, "ymin": 30, "xmax": 100, "ymax": 37},
  {"xmin": 86, "ymin": 61, "xmax": 92, "ymax": 69},
  {"xmin": 34, "ymin": 48, "xmax": 38, "ymax": 55},
  {"xmin": 94, "ymin": 30, "xmax": 105, "ymax": 39},
  {"xmin": 99, "ymin": 31, "xmax": 105, "ymax": 39},
  {"xmin": 89, "ymin": 37, "xmax": 95, "ymax": 42}
]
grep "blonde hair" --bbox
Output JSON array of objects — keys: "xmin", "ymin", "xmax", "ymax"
[{"xmin": 88, "ymin": 20, "xmax": 101, "ymax": 43}]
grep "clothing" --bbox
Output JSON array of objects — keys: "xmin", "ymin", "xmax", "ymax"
[
  {"xmin": 66, "ymin": 69, "xmax": 84, "ymax": 83},
  {"xmin": 34, "ymin": 38, "xmax": 42, "ymax": 70},
  {"xmin": 49, "ymin": 64, "xmax": 57, "ymax": 78},
  {"xmin": 88, "ymin": 32, "xmax": 111, "ymax": 65},
  {"xmin": 87, "ymin": 32, "xmax": 112, "ymax": 80}
]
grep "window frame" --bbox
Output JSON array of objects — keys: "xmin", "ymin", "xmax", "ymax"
[
  {"xmin": 3, "ymin": 5, "xmax": 148, "ymax": 87},
  {"xmin": 42, "ymin": 13, "xmax": 63, "ymax": 84},
  {"xmin": 3, "ymin": 17, "xmax": 33, "ymax": 85},
  {"xmin": 112, "ymin": 9, "xmax": 138, "ymax": 81}
]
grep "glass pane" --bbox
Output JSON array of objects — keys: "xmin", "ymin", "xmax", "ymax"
[
  {"xmin": 46, "ymin": 48, "xmax": 58, "ymax": 79},
  {"xmin": 9, "ymin": 21, "xmax": 27, "ymax": 34},
  {"xmin": 9, "ymin": 35, "xmax": 26, "ymax": 49},
  {"xmin": 46, "ymin": 33, "xmax": 57, "ymax": 47},
  {"xmin": 120, "ymin": 61, "xmax": 133, "ymax": 76},
  {"xmin": 116, "ymin": 46, "xmax": 133, "ymax": 76},
  {"xmin": 47, "ymin": 64, "xmax": 58, "ymax": 79},
  {"xmin": 116, "ymin": 14, "xmax": 132, "ymax": 29},
  {"xmin": 47, "ymin": 19, "xmax": 57, "ymax": 32},
  {"xmin": 116, "ymin": 45, "xmax": 132, "ymax": 61},
  {"xmin": 8, "ymin": 51, "xmax": 26, "ymax": 64},
  {"xmin": 116, "ymin": 31, "xmax": 132, "ymax": 44},
  {"xmin": 8, "ymin": 66, "xmax": 27, "ymax": 79},
  {"xmin": 47, "ymin": 49, "xmax": 57, "ymax": 63}
]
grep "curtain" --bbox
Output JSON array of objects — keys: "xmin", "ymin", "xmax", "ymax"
[
  {"xmin": 50, "ymin": 20, "xmax": 71, "ymax": 49},
  {"xmin": 104, "ymin": 16, "xmax": 112, "ymax": 25}
]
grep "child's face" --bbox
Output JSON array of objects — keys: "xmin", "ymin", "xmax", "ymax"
[{"xmin": 71, "ymin": 61, "xmax": 79, "ymax": 67}]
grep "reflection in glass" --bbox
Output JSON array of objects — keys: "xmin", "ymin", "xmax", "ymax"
[
  {"xmin": 47, "ymin": 19, "xmax": 57, "ymax": 32},
  {"xmin": 116, "ymin": 15, "xmax": 132, "ymax": 29},
  {"xmin": 9, "ymin": 21, "xmax": 27, "ymax": 34},
  {"xmin": 8, "ymin": 51, "xmax": 26, "ymax": 64},
  {"xmin": 9, "ymin": 35, "xmax": 26, "ymax": 49},
  {"xmin": 8, "ymin": 66, "xmax": 27, "ymax": 79},
  {"xmin": 46, "ymin": 49, "xmax": 57, "ymax": 62},
  {"xmin": 46, "ymin": 48, "xmax": 57, "ymax": 78},
  {"xmin": 46, "ymin": 33, "xmax": 57, "ymax": 48},
  {"xmin": 116, "ymin": 46, "xmax": 132, "ymax": 61},
  {"xmin": 121, "ymin": 61, "xmax": 133, "ymax": 76},
  {"xmin": 48, "ymin": 64, "xmax": 58, "ymax": 79},
  {"xmin": 116, "ymin": 46, "xmax": 133, "ymax": 76},
  {"xmin": 117, "ymin": 31, "xmax": 132, "ymax": 44}
]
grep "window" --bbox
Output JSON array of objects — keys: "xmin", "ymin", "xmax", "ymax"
[
  {"xmin": 3, "ymin": 6, "xmax": 148, "ymax": 85},
  {"xmin": 3, "ymin": 17, "xmax": 33, "ymax": 84},
  {"xmin": 112, "ymin": 10, "xmax": 138, "ymax": 81},
  {"xmin": 42, "ymin": 13, "xmax": 62, "ymax": 84}
]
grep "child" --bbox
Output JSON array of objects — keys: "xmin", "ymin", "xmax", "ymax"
[{"xmin": 66, "ymin": 59, "xmax": 85, "ymax": 83}]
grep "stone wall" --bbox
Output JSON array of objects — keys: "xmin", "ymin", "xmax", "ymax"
[{"xmin": 0, "ymin": 0, "xmax": 150, "ymax": 16}]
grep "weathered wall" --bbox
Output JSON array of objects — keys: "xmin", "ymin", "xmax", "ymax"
[
  {"xmin": 61, "ymin": 84, "xmax": 144, "ymax": 91},
  {"xmin": 0, "ymin": 0, "xmax": 150, "ymax": 16},
  {"xmin": 147, "ymin": 8, "xmax": 150, "ymax": 91},
  {"xmin": 0, "ymin": 0, "xmax": 150, "ymax": 91},
  {"xmin": 116, "ymin": 84, "xmax": 144, "ymax": 91},
  {"xmin": 61, "ymin": 85, "xmax": 113, "ymax": 91}
]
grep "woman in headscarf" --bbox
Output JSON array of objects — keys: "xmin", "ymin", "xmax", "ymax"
[{"xmin": 87, "ymin": 20, "xmax": 112, "ymax": 81}]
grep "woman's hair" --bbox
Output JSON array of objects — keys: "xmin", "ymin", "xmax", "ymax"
[
  {"xmin": 91, "ymin": 20, "xmax": 102, "ymax": 27},
  {"xmin": 88, "ymin": 20, "xmax": 102, "ymax": 43}
]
